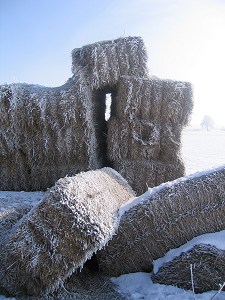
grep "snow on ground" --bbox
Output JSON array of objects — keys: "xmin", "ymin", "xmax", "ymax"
[
  {"xmin": 182, "ymin": 129, "xmax": 225, "ymax": 175},
  {"xmin": 112, "ymin": 272, "xmax": 225, "ymax": 300},
  {"xmin": 0, "ymin": 191, "xmax": 44, "ymax": 212}
]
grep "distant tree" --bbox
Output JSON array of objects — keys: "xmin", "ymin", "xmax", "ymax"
[{"xmin": 201, "ymin": 115, "xmax": 215, "ymax": 131}]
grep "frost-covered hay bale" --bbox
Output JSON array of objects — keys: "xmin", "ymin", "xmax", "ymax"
[
  {"xmin": 72, "ymin": 36, "xmax": 148, "ymax": 89},
  {"xmin": 0, "ymin": 168, "xmax": 135, "ymax": 297},
  {"xmin": 0, "ymin": 78, "xmax": 100, "ymax": 191},
  {"xmin": 152, "ymin": 244, "xmax": 225, "ymax": 293},
  {"xmin": 115, "ymin": 77, "xmax": 163, "ymax": 121},
  {"xmin": 106, "ymin": 76, "xmax": 193, "ymax": 194},
  {"xmin": 97, "ymin": 166, "xmax": 225, "ymax": 276}
]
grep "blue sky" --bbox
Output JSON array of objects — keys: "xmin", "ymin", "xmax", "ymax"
[{"xmin": 1, "ymin": 0, "xmax": 225, "ymax": 126}]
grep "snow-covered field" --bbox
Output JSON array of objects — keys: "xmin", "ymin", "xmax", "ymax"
[
  {"xmin": 0, "ymin": 129, "xmax": 225, "ymax": 300},
  {"xmin": 182, "ymin": 129, "xmax": 225, "ymax": 175}
]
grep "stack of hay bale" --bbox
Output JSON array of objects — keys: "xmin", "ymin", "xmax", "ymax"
[{"xmin": 0, "ymin": 36, "xmax": 193, "ymax": 194}]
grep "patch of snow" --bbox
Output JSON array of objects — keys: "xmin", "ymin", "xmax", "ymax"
[
  {"xmin": 0, "ymin": 191, "xmax": 45, "ymax": 212},
  {"xmin": 111, "ymin": 272, "xmax": 225, "ymax": 300},
  {"xmin": 182, "ymin": 130, "xmax": 225, "ymax": 175},
  {"xmin": 153, "ymin": 229, "xmax": 225, "ymax": 274},
  {"xmin": 0, "ymin": 191, "xmax": 44, "ymax": 200},
  {"xmin": 0, "ymin": 296, "xmax": 16, "ymax": 300}
]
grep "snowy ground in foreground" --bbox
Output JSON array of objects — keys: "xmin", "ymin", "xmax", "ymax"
[
  {"xmin": 1, "ymin": 130, "xmax": 225, "ymax": 299},
  {"xmin": 112, "ymin": 230, "xmax": 225, "ymax": 300},
  {"xmin": 112, "ymin": 272, "xmax": 225, "ymax": 300}
]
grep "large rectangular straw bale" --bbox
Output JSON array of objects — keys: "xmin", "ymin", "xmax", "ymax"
[
  {"xmin": 161, "ymin": 80, "xmax": 193, "ymax": 126},
  {"xmin": 0, "ymin": 168, "xmax": 135, "ymax": 297},
  {"xmin": 105, "ymin": 76, "xmax": 192, "ymax": 193},
  {"xmin": 97, "ymin": 166, "xmax": 225, "ymax": 276},
  {"xmin": 71, "ymin": 37, "xmax": 148, "ymax": 90},
  {"xmin": 115, "ymin": 76, "xmax": 192, "ymax": 122},
  {"xmin": 0, "ymin": 79, "xmax": 101, "ymax": 191}
]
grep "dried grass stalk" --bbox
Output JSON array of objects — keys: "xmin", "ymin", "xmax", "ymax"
[
  {"xmin": 152, "ymin": 244, "xmax": 225, "ymax": 293},
  {"xmin": 0, "ymin": 168, "xmax": 135, "ymax": 297},
  {"xmin": 97, "ymin": 166, "xmax": 225, "ymax": 276}
]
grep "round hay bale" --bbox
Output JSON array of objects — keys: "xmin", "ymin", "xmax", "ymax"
[
  {"xmin": 152, "ymin": 244, "xmax": 225, "ymax": 293},
  {"xmin": 0, "ymin": 168, "xmax": 135, "ymax": 297},
  {"xmin": 96, "ymin": 166, "xmax": 225, "ymax": 276}
]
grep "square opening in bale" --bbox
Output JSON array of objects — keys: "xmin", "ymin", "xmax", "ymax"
[{"xmin": 92, "ymin": 86, "xmax": 117, "ymax": 168}]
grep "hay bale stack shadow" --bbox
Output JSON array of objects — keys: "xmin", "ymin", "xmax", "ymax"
[
  {"xmin": 0, "ymin": 168, "xmax": 135, "ymax": 297},
  {"xmin": 96, "ymin": 166, "xmax": 225, "ymax": 277},
  {"xmin": 152, "ymin": 244, "xmax": 225, "ymax": 293}
]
